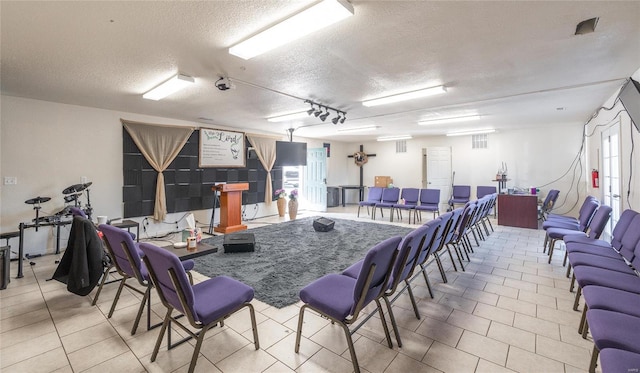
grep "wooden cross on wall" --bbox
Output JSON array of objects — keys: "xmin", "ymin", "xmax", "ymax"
[{"xmin": 347, "ymin": 144, "xmax": 376, "ymax": 192}]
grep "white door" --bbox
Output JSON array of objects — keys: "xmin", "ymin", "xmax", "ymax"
[
  {"xmin": 601, "ymin": 124, "xmax": 622, "ymax": 239},
  {"xmin": 304, "ymin": 148, "xmax": 327, "ymax": 212},
  {"xmin": 423, "ymin": 147, "xmax": 452, "ymax": 211}
]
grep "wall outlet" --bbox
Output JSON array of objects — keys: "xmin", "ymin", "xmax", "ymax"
[{"xmin": 4, "ymin": 176, "xmax": 17, "ymax": 185}]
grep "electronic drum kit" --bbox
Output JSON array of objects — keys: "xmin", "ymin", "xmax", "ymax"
[{"xmin": 23, "ymin": 181, "xmax": 94, "ymax": 230}]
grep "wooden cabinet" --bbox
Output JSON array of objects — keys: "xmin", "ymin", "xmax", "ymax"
[{"xmin": 497, "ymin": 194, "xmax": 539, "ymax": 229}]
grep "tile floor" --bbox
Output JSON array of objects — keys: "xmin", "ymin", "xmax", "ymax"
[{"xmin": 0, "ymin": 206, "xmax": 600, "ymax": 372}]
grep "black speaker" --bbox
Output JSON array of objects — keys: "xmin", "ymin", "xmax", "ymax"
[{"xmin": 313, "ymin": 217, "xmax": 335, "ymax": 232}]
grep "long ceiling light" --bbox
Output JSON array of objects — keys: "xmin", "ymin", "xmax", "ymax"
[
  {"xmin": 418, "ymin": 114, "xmax": 481, "ymax": 126},
  {"xmin": 337, "ymin": 125, "xmax": 378, "ymax": 133},
  {"xmin": 377, "ymin": 135, "xmax": 413, "ymax": 142},
  {"xmin": 142, "ymin": 74, "xmax": 195, "ymax": 100},
  {"xmin": 362, "ymin": 85, "xmax": 447, "ymax": 107},
  {"xmin": 229, "ymin": 0, "xmax": 354, "ymax": 60},
  {"xmin": 267, "ymin": 111, "xmax": 309, "ymax": 122},
  {"xmin": 446, "ymin": 129, "xmax": 495, "ymax": 137}
]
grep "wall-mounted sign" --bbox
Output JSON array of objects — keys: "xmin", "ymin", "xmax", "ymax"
[{"xmin": 199, "ymin": 128, "xmax": 246, "ymax": 168}]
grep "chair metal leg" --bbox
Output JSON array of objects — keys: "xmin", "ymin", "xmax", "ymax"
[
  {"xmin": 247, "ymin": 303, "xmax": 260, "ymax": 350},
  {"xmin": 446, "ymin": 247, "xmax": 458, "ymax": 272},
  {"xmin": 570, "ymin": 274, "xmax": 576, "ymax": 293},
  {"xmin": 448, "ymin": 244, "xmax": 465, "ymax": 271},
  {"xmin": 418, "ymin": 267, "xmax": 434, "ymax": 299},
  {"xmin": 92, "ymin": 264, "xmax": 113, "ymax": 306},
  {"xmin": 151, "ymin": 308, "xmax": 172, "ymax": 362},
  {"xmin": 486, "ymin": 218, "xmax": 494, "ymax": 232},
  {"xmin": 589, "ymin": 345, "xmax": 599, "ymax": 373},
  {"xmin": 543, "ymin": 234, "xmax": 549, "ymax": 253},
  {"xmin": 566, "ymin": 262, "xmax": 572, "ymax": 278},
  {"xmin": 382, "ymin": 296, "xmax": 402, "ymax": 348},
  {"xmin": 573, "ymin": 286, "xmax": 582, "ymax": 311},
  {"xmin": 578, "ymin": 304, "xmax": 588, "ymax": 334},
  {"xmin": 405, "ymin": 281, "xmax": 422, "ymax": 318},
  {"xmin": 188, "ymin": 322, "xmax": 215, "ymax": 373},
  {"xmin": 295, "ymin": 305, "xmax": 307, "ymax": 353},
  {"xmin": 131, "ymin": 286, "xmax": 150, "ymax": 335},
  {"xmin": 562, "ymin": 250, "xmax": 569, "ymax": 267},
  {"xmin": 432, "ymin": 255, "xmax": 448, "ymax": 283},
  {"xmin": 375, "ymin": 299, "xmax": 393, "ymax": 349},
  {"xmin": 107, "ymin": 277, "xmax": 127, "ymax": 318},
  {"xmin": 357, "ymin": 205, "xmax": 361, "ymax": 217},
  {"xmin": 340, "ymin": 322, "xmax": 361, "ymax": 373}
]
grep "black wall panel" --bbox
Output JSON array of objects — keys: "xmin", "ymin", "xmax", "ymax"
[{"xmin": 122, "ymin": 128, "xmax": 283, "ymax": 219}]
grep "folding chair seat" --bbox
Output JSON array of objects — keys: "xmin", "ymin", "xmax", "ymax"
[
  {"xmin": 139, "ymin": 242, "xmax": 258, "ymax": 373},
  {"xmin": 358, "ymin": 187, "xmax": 383, "ymax": 218},
  {"xmin": 373, "ymin": 187, "xmax": 400, "ymax": 221},
  {"xmin": 295, "ymin": 236, "xmax": 402, "ymax": 373},
  {"xmin": 571, "ymin": 266, "xmax": 640, "ymax": 311},
  {"xmin": 599, "ymin": 349, "xmax": 640, "ymax": 373},
  {"xmin": 415, "ymin": 188, "xmax": 440, "ymax": 221},
  {"xmin": 578, "ymin": 286, "xmax": 640, "ymax": 337},
  {"xmin": 392, "ymin": 188, "xmax": 419, "ymax": 223},
  {"xmin": 585, "ymin": 310, "xmax": 640, "ymax": 373},
  {"xmin": 547, "ymin": 205, "xmax": 611, "ymax": 264},
  {"xmin": 98, "ymin": 224, "xmax": 194, "ymax": 335}
]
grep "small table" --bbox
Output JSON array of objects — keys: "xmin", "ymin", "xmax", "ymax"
[
  {"xmin": 497, "ymin": 194, "xmax": 538, "ymax": 229},
  {"xmin": 112, "ymin": 220, "xmax": 140, "ymax": 242},
  {"xmin": 161, "ymin": 241, "xmax": 218, "ymax": 261},
  {"xmin": 339, "ymin": 185, "xmax": 365, "ymax": 207}
]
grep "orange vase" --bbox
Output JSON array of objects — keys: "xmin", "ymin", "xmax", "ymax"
[
  {"xmin": 277, "ymin": 198, "xmax": 286, "ymax": 217},
  {"xmin": 288, "ymin": 199, "xmax": 298, "ymax": 220}
]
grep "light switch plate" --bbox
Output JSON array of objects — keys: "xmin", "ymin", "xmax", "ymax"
[{"xmin": 4, "ymin": 176, "xmax": 17, "ymax": 185}]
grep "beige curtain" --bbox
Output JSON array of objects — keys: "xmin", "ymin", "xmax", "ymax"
[
  {"xmin": 246, "ymin": 133, "xmax": 280, "ymax": 205},
  {"xmin": 122, "ymin": 119, "xmax": 194, "ymax": 221}
]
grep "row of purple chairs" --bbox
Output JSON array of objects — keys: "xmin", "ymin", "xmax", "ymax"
[
  {"xmin": 559, "ymin": 207, "xmax": 640, "ymax": 372},
  {"xmin": 297, "ymin": 193, "xmax": 498, "ymax": 372},
  {"xmin": 357, "ymin": 187, "xmax": 441, "ymax": 223}
]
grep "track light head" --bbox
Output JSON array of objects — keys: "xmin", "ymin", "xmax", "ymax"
[
  {"xmin": 332, "ymin": 116, "xmax": 340, "ymax": 124},
  {"xmin": 340, "ymin": 115, "xmax": 346, "ymax": 124},
  {"xmin": 314, "ymin": 107, "xmax": 323, "ymax": 117},
  {"xmin": 307, "ymin": 105, "xmax": 315, "ymax": 115},
  {"xmin": 319, "ymin": 110, "xmax": 330, "ymax": 121}
]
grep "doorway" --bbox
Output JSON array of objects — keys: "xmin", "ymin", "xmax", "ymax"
[
  {"xmin": 601, "ymin": 123, "xmax": 621, "ymax": 239},
  {"xmin": 304, "ymin": 148, "xmax": 328, "ymax": 212},
  {"xmin": 423, "ymin": 147, "xmax": 452, "ymax": 211}
]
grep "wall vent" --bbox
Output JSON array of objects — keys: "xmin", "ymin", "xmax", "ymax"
[
  {"xmin": 472, "ymin": 134, "xmax": 488, "ymax": 149},
  {"xmin": 396, "ymin": 140, "xmax": 407, "ymax": 153}
]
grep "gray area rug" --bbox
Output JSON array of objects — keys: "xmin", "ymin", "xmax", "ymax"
[{"xmin": 194, "ymin": 217, "xmax": 413, "ymax": 308}]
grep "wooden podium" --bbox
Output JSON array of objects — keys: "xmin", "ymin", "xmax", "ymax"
[{"xmin": 213, "ymin": 183, "xmax": 248, "ymax": 234}]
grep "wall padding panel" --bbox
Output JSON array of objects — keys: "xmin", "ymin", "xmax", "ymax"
[{"xmin": 122, "ymin": 129, "xmax": 282, "ymax": 218}]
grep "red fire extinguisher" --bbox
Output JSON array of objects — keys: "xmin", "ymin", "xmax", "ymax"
[{"xmin": 592, "ymin": 169, "xmax": 599, "ymax": 188}]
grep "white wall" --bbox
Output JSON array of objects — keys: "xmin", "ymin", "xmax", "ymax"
[
  {"xmin": 585, "ymin": 67, "xmax": 640, "ymax": 212},
  {"xmin": 342, "ymin": 125, "xmax": 585, "ymax": 210}
]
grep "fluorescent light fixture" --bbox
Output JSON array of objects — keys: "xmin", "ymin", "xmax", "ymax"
[
  {"xmin": 267, "ymin": 111, "xmax": 308, "ymax": 122},
  {"xmin": 229, "ymin": 0, "xmax": 354, "ymax": 60},
  {"xmin": 419, "ymin": 114, "xmax": 481, "ymax": 126},
  {"xmin": 337, "ymin": 125, "xmax": 379, "ymax": 133},
  {"xmin": 446, "ymin": 129, "xmax": 496, "ymax": 137},
  {"xmin": 142, "ymin": 74, "xmax": 195, "ymax": 100},
  {"xmin": 377, "ymin": 135, "xmax": 412, "ymax": 142},
  {"xmin": 362, "ymin": 85, "xmax": 447, "ymax": 107}
]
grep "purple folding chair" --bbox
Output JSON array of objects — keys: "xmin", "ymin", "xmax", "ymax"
[
  {"xmin": 547, "ymin": 205, "xmax": 612, "ymax": 264},
  {"xmin": 578, "ymin": 286, "xmax": 640, "ymax": 338},
  {"xmin": 139, "ymin": 242, "xmax": 259, "ymax": 373},
  {"xmin": 415, "ymin": 188, "xmax": 441, "ymax": 221},
  {"xmin": 98, "ymin": 224, "xmax": 194, "ymax": 334},
  {"xmin": 373, "ymin": 187, "xmax": 400, "ymax": 221},
  {"xmin": 69, "ymin": 206, "xmax": 87, "ymax": 218},
  {"xmin": 543, "ymin": 199, "xmax": 599, "ymax": 253},
  {"xmin": 295, "ymin": 236, "xmax": 401, "ymax": 373},
  {"xmin": 585, "ymin": 309, "xmax": 640, "ymax": 373},
  {"xmin": 408, "ymin": 218, "xmax": 443, "ymax": 298},
  {"xmin": 392, "ymin": 188, "xmax": 420, "ymax": 223},
  {"xmin": 357, "ymin": 187, "xmax": 383, "ymax": 217},
  {"xmin": 448, "ymin": 185, "xmax": 470, "ymax": 209},
  {"xmin": 343, "ymin": 225, "xmax": 431, "ymax": 346}
]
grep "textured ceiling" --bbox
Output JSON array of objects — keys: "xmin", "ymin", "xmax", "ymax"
[{"xmin": 2, "ymin": 1, "xmax": 639, "ymax": 141}]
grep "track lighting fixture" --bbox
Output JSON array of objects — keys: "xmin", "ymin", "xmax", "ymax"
[{"xmin": 301, "ymin": 100, "xmax": 347, "ymax": 125}]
